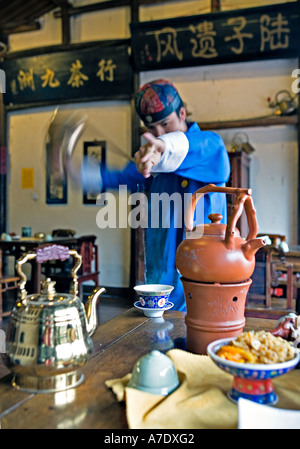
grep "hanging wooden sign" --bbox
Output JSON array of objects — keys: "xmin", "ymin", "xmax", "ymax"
[
  {"xmin": 130, "ymin": 2, "xmax": 300, "ymax": 71},
  {"xmin": 1, "ymin": 43, "xmax": 131, "ymax": 108}
]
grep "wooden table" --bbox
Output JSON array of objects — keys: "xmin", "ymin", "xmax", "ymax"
[
  {"xmin": 247, "ymin": 246, "xmax": 300, "ymax": 316},
  {"xmin": 280, "ymin": 246, "xmax": 300, "ymax": 266},
  {"xmin": 0, "ymin": 308, "xmax": 289, "ymax": 429}
]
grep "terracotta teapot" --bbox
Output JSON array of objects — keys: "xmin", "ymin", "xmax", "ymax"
[
  {"xmin": 3, "ymin": 245, "xmax": 105, "ymax": 393},
  {"xmin": 176, "ymin": 184, "xmax": 266, "ymax": 284}
]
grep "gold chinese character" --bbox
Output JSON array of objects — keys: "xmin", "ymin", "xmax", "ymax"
[
  {"xmin": 17, "ymin": 68, "xmax": 35, "ymax": 91},
  {"xmin": 154, "ymin": 27, "xmax": 183, "ymax": 62},
  {"xmin": 224, "ymin": 17, "xmax": 253, "ymax": 54},
  {"xmin": 41, "ymin": 68, "xmax": 60, "ymax": 88},
  {"xmin": 67, "ymin": 59, "xmax": 89, "ymax": 88},
  {"xmin": 10, "ymin": 79, "xmax": 18, "ymax": 95},
  {"xmin": 260, "ymin": 13, "xmax": 290, "ymax": 51},
  {"xmin": 97, "ymin": 59, "xmax": 116, "ymax": 82},
  {"xmin": 189, "ymin": 21, "xmax": 218, "ymax": 58}
]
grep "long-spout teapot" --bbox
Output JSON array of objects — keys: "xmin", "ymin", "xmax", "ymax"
[
  {"xmin": 3, "ymin": 245, "xmax": 105, "ymax": 393},
  {"xmin": 175, "ymin": 184, "xmax": 266, "ymax": 284}
]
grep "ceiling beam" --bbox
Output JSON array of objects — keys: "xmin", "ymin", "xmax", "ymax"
[
  {"xmin": 0, "ymin": 0, "xmax": 66, "ymax": 35},
  {"xmin": 0, "ymin": 1, "xmax": 54, "ymax": 26},
  {"xmin": 54, "ymin": 0, "xmax": 182, "ymax": 18},
  {"xmin": 1, "ymin": 22, "xmax": 41, "ymax": 35}
]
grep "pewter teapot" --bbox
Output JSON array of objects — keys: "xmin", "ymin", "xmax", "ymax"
[
  {"xmin": 176, "ymin": 184, "xmax": 266, "ymax": 284},
  {"xmin": 268, "ymin": 90, "xmax": 298, "ymax": 115},
  {"xmin": 3, "ymin": 245, "xmax": 105, "ymax": 393}
]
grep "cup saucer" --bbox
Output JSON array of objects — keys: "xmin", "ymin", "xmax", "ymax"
[{"xmin": 134, "ymin": 301, "xmax": 174, "ymax": 317}]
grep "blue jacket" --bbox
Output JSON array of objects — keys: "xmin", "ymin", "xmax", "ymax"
[{"xmin": 101, "ymin": 122, "xmax": 230, "ymax": 311}]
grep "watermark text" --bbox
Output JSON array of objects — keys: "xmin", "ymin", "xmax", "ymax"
[
  {"xmin": 291, "ymin": 68, "xmax": 300, "ymax": 94},
  {"xmin": 95, "ymin": 185, "xmax": 205, "ymax": 236}
]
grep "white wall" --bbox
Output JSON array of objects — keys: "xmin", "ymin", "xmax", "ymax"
[
  {"xmin": 140, "ymin": 57, "xmax": 298, "ymax": 243},
  {"xmin": 6, "ymin": 0, "xmax": 299, "ymax": 290},
  {"xmin": 8, "ymin": 102, "xmax": 132, "ymax": 287},
  {"xmin": 8, "ymin": 2, "xmax": 134, "ymax": 288}
]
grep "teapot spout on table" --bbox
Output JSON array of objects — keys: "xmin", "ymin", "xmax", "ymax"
[{"xmin": 85, "ymin": 287, "xmax": 106, "ymax": 336}]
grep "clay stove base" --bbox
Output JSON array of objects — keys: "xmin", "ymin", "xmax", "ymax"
[{"xmin": 181, "ymin": 278, "xmax": 252, "ymax": 355}]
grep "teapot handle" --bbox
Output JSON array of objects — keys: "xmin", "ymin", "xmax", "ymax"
[
  {"xmin": 275, "ymin": 89, "xmax": 293, "ymax": 102},
  {"xmin": 185, "ymin": 183, "xmax": 258, "ymax": 249},
  {"xmin": 16, "ymin": 245, "xmax": 82, "ymax": 301}
]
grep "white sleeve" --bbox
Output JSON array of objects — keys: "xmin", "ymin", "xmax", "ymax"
[{"xmin": 150, "ymin": 131, "xmax": 189, "ymax": 173}]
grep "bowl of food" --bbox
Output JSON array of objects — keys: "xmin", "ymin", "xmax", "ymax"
[{"xmin": 207, "ymin": 330, "xmax": 300, "ymax": 405}]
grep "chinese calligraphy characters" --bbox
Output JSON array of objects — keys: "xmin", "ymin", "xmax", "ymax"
[
  {"xmin": 17, "ymin": 68, "xmax": 35, "ymax": 91},
  {"xmin": 260, "ymin": 13, "xmax": 290, "ymax": 51},
  {"xmin": 154, "ymin": 27, "xmax": 183, "ymax": 62},
  {"xmin": 190, "ymin": 21, "xmax": 218, "ymax": 58},
  {"xmin": 68, "ymin": 59, "xmax": 89, "ymax": 87},
  {"xmin": 9, "ymin": 58, "xmax": 117, "ymax": 95},
  {"xmin": 97, "ymin": 59, "xmax": 117, "ymax": 82},
  {"xmin": 3, "ymin": 43, "xmax": 131, "ymax": 107},
  {"xmin": 41, "ymin": 68, "xmax": 60, "ymax": 88},
  {"xmin": 148, "ymin": 11, "xmax": 292, "ymax": 65},
  {"xmin": 224, "ymin": 17, "xmax": 253, "ymax": 55}
]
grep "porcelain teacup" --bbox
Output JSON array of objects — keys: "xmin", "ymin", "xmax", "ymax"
[{"xmin": 134, "ymin": 284, "xmax": 174, "ymax": 309}]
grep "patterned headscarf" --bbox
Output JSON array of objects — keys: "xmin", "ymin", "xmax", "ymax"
[{"xmin": 135, "ymin": 79, "xmax": 182, "ymax": 124}]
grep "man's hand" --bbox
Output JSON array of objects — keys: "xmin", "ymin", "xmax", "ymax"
[{"xmin": 134, "ymin": 132, "xmax": 165, "ymax": 178}]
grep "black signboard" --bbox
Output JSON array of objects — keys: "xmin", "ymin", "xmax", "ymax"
[
  {"xmin": 1, "ymin": 43, "xmax": 131, "ymax": 107},
  {"xmin": 130, "ymin": 2, "xmax": 300, "ymax": 71}
]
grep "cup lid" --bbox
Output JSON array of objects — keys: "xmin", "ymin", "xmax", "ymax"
[{"xmin": 127, "ymin": 350, "xmax": 179, "ymax": 396}]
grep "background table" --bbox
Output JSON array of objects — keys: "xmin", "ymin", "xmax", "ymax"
[{"xmin": 0, "ymin": 235, "xmax": 96, "ymax": 293}]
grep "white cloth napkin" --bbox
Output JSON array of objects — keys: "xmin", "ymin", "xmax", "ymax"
[{"xmin": 238, "ymin": 398, "xmax": 300, "ymax": 429}]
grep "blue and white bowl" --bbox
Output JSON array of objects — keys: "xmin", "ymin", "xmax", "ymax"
[
  {"xmin": 207, "ymin": 337, "xmax": 300, "ymax": 405},
  {"xmin": 134, "ymin": 284, "xmax": 174, "ymax": 309}
]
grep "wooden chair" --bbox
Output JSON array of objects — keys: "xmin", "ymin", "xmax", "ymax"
[
  {"xmin": 43, "ymin": 235, "xmax": 99, "ymax": 296},
  {"xmin": 76, "ymin": 235, "xmax": 100, "ymax": 295},
  {"xmin": 246, "ymin": 246, "xmax": 297, "ymax": 319},
  {"xmin": 0, "ymin": 249, "xmax": 20, "ymax": 322}
]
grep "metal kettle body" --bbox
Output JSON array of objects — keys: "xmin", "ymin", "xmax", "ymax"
[
  {"xmin": 3, "ymin": 245, "xmax": 105, "ymax": 393},
  {"xmin": 176, "ymin": 184, "xmax": 266, "ymax": 284}
]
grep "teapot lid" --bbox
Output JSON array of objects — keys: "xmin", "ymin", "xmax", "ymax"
[
  {"xmin": 24, "ymin": 278, "xmax": 76, "ymax": 306},
  {"xmin": 202, "ymin": 213, "xmax": 240, "ymax": 237}
]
